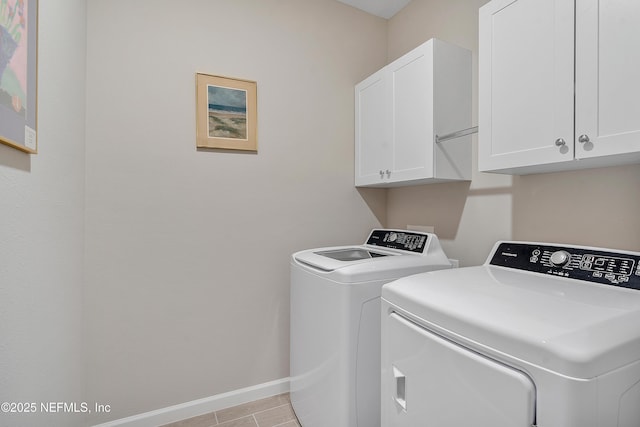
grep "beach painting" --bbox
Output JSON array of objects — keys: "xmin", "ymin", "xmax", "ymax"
[
  {"xmin": 196, "ymin": 73, "xmax": 257, "ymax": 151},
  {"xmin": 208, "ymin": 85, "xmax": 247, "ymax": 140}
]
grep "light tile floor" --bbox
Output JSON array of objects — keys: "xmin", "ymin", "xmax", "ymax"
[{"xmin": 160, "ymin": 393, "xmax": 301, "ymax": 427}]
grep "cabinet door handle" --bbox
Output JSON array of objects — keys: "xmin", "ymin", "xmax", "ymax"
[
  {"xmin": 555, "ymin": 138, "xmax": 566, "ymax": 147},
  {"xmin": 385, "ymin": 169, "xmax": 391, "ymax": 178},
  {"xmin": 578, "ymin": 134, "xmax": 590, "ymax": 144},
  {"xmin": 379, "ymin": 170, "xmax": 384, "ymax": 178}
]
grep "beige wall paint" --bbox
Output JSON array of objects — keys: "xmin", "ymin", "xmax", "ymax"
[
  {"xmin": 386, "ymin": 0, "xmax": 512, "ymax": 266},
  {"xmin": 386, "ymin": 0, "xmax": 640, "ymax": 265},
  {"xmin": 9, "ymin": 1, "xmax": 632, "ymax": 424},
  {"xmin": 0, "ymin": 1, "xmax": 87, "ymax": 426},
  {"xmin": 512, "ymin": 164, "xmax": 640, "ymax": 249},
  {"xmin": 84, "ymin": 0, "xmax": 387, "ymax": 422}
]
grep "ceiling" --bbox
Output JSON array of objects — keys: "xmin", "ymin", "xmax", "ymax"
[{"xmin": 336, "ymin": 0, "xmax": 412, "ymax": 19}]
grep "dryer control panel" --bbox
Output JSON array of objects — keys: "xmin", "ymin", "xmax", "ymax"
[
  {"xmin": 490, "ymin": 242, "xmax": 640, "ymax": 290},
  {"xmin": 366, "ymin": 229, "xmax": 429, "ymax": 253}
]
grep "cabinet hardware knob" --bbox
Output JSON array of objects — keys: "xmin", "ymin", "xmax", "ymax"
[
  {"xmin": 578, "ymin": 134, "xmax": 590, "ymax": 144},
  {"xmin": 385, "ymin": 169, "xmax": 391, "ymax": 178},
  {"xmin": 555, "ymin": 138, "xmax": 566, "ymax": 147},
  {"xmin": 379, "ymin": 170, "xmax": 384, "ymax": 178}
]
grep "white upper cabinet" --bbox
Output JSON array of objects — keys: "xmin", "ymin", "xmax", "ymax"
[
  {"xmin": 478, "ymin": 0, "xmax": 574, "ymax": 173},
  {"xmin": 355, "ymin": 71, "xmax": 390, "ymax": 185},
  {"xmin": 575, "ymin": 0, "xmax": 640, "ymax": 160},
  {"xmin": 479, "ymin": 0, "xmax": 640, "ymax": 174},
  {"xmin": 355, "ymin": 39, "xmax": 472, "ymax": 187}
]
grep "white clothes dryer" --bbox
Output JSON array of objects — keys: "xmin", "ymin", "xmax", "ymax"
[
  {"xmin": 290, "ymin": 229, "xmax": 452, "ymax": 427},
  {"xmin": 381, "ymin": 241, "xmax": 640, "ymax": 427}
]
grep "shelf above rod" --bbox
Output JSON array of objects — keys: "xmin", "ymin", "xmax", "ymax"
[{"xmin": 435, "ymin": 126, "xmax": 478, "ymax": 144}]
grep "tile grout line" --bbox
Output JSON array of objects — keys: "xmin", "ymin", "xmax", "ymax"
[
  {"xmin": 167, "ymin": 395, "xmax": 294, "ymax": 427},
  {"xmin": 271, "ymin": 420, "xmax": 298, "ymax": 427},
  {"xmin": 216, "ymin": 414, "xmax": 258, "ymax": 427},
  {"xmin": 251, "ymin": 402, "xmax": 291, "ymax": 417},
  {"xmin": 216, "ymin": 402, "xmax": 290, "ymax": 426}
]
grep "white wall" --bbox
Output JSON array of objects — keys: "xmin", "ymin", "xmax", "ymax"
[
  {"xmin": 84, "ymin": 0, "xmax": 387, "ymax": 422},
  {"xmin": 386, "ymin": 0, "xmax": 640, "ymax": 265},
  {"xmin": 0, "ymin": 1, "xmax": 87, "ymax": 426}
]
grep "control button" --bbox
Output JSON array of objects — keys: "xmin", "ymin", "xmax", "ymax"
[
  {"xmin": 550, "ymin": 250, "xmax": 571, "ymax": 267},
  {"xmin": 530, "ymin": 256, "xmax": 538, "ymax": 263},
  {"xmin": 388, "ymin": 232, "xmax": 397, "ymax": 242},
  {"xmin": 593, "ymin": 271, "xmax": 603, "ymax": 278},
  {"xmin": 532, "ymin": 249, "xmax": 541, "ymax": 256}
]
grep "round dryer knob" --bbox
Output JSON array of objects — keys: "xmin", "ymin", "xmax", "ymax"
[{"xmin": 550, "ymin": 250, "xmax": 571, "ymax": 267}]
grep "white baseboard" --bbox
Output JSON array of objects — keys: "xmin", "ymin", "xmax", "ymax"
[{"xmin": 92, "ymin": 377, "xmax": 290, "ymax": 427}]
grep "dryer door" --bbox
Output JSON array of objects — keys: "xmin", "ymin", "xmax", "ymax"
[{"xmin": 384, "ymin": 313, "xmax": 536, "ymax": 427}]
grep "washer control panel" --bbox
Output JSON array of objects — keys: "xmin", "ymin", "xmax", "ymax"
[
  {"xmin": 490, "ymin": 242, "xmax": 640, "ymax": 290},
  {"xmin": 366, "ymin": 229, "xmax": 429, "ymax": 253}
]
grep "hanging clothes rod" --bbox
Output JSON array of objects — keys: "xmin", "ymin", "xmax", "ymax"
[{"xmin": 435, "ymin": 126, "xmax": 478, "ymax": 144}]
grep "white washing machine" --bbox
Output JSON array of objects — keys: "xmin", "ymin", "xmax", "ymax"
[
  {"xmin": 381, "ymin": 241, "xmax": 640, "ymax": 427},
  {"xmin": 290, "ymin": 229, "xmax": 452, "ymax": 427}
]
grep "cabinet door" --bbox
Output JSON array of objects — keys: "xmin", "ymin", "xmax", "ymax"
[
  {"xmin": 575, "ymin": 0, "xmax": 640, "ymax": 160},
  {"xmin": 389, "ymin": 43, "xmax": 434, "ymax": 182},
  {"xmin": 479, "ymin": 0, "xmax": 575, "ymax": 173},
  {"xmin": 355, "ymin": 71, "xmax": 389, "ymax": 186}
]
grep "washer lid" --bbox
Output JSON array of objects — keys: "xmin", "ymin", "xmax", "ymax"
[
  {"xmin": 291, "ymin": 230, "xmax": 452, "ymax": 283},
  {"xmin": 383, "ymin": 265, "xmax": 640, "ymax": 379},
  {"xmin": 314, "ymin": 248, "xmax": 390, "ymax": 262},
  {"xmin": 293, "ymin": 245, "xmax": 451, "ymax": 283},
  {"xmin": 293, "ymin": 246, "xmax": 394, "ymax": 270}
]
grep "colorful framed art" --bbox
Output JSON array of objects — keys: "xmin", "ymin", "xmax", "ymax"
[{"xmin": 0, "ymin": 0, "xmax": 37, "ymax": 153}]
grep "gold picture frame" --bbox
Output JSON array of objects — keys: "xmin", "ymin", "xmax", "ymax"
[{"xmin": 196, "ymin": 73, "xmax": 257, "ymax": 151}]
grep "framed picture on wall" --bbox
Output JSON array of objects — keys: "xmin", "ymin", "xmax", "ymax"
[
  {"xmin": 196, "ymin": 73, "xmax": 257, "ymax": 151},
  {"xmin": 0, "ymin": 0, "xmax": 38, "ymax": 153}
]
